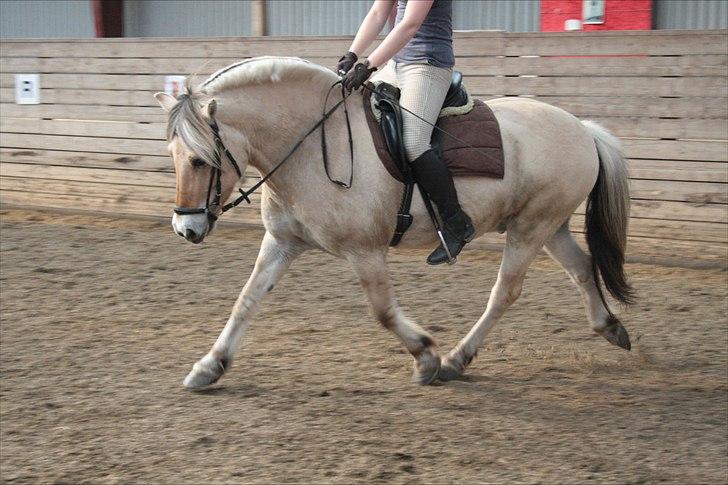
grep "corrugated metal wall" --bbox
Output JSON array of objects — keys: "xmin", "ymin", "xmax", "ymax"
[
  {"xmin": 268, "ymin": 0, "xmax": 372, "ymax": 36},
  {"xmin": 123, "ymin": 0, "xmax": 540, "ymax": 37},
  {"xmin": 453, "ymin": 0, "xmax": 540, "ymax": 32},
  {"xmin": 124, "ymin": 0, "xmax": 252, "ymax": 38},
  {"xmin": 0, "ymin": 0, "xmax": 94, "ymax": 38},
  {"xmin": 654, "ymin": 0, "xmax": 728, "ymax": 30},
  {"xmin": 1, "ymin": 0, "xmax": 725, "ymax": 39},
  {"xmin": 268, "ymin": 0, "xmax": 540, "ymax": 35}
]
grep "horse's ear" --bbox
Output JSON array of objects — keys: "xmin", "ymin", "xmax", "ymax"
[
  {"xmin": 154, "ymin": 92, "xmax": 177, "ymax": 112},
  {"xmin": 204, "ymin": 99, "xmax": 217, "ymax": 118}
]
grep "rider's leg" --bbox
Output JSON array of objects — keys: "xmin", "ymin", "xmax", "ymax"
[
  {"xmin": 396, "ymin": 62, "xmax": 474, "ymax": 265},
  {"xmin": 370, "ymin": 59, "xmax": 397, "ymax": 86}
]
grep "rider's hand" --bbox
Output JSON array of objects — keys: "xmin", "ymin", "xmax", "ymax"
[
  {"xmin": 342, "ymin": 60, "xmax": 377, "ymax": 92},
  {"xmin": 336, "ymin": 51, "xmax": 358, "ymax": 76}
]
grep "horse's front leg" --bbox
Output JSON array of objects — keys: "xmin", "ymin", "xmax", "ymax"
[
  {"xmin": 183, "ymin": 232, "xmax": 306, "ymax": 389},
  {"xmin": 349, "ymin": 251, "xmax": 441, "ymax": 385}
]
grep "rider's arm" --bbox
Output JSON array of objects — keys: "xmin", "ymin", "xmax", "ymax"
[
  {"xmin": 366, "ymin": 0, "xmax": 434, "ymax": 68},
  {"xmin": 349, "ymin": 0, "xmax": 396, "ymax": 58}
]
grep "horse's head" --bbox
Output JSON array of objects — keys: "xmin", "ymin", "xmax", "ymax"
[{"xmin": 155, "ymin": 90, "xmax": 247, "ymax": 244}]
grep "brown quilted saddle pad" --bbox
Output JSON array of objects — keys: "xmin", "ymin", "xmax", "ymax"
[{"xmin": 363, "ymin": 89, "xmax": 505, "ymax": 183}]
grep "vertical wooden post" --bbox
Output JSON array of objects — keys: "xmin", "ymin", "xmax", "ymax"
[
  {"xmin": 92, "ymin": 0, "xmax": 124, "ymax": 38},
  {"xmin": 251, "ymin": 0, "xmax": 267, "ymax": 36}
]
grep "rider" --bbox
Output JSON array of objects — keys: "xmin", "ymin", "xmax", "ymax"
[{"xmin": 337, "ymin": 0, "xmax": 474, "ymax": 265}]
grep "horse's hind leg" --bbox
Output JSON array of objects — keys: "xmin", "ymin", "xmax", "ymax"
[
  {"xmin": 439, "ymin": 224, "xmax": 549, "ymax": 381},
  {"xmin": 348, "ymin": 251, "xmax": 441, "ymax": 385},
  {"xmin": 544, "ymin": 223, "xmax": 631, "ymax": 349},
  {"xmin": 183, "ymin": 232, "xmax": 307, "ymax": 389}
]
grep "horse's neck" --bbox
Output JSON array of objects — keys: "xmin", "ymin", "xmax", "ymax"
[{"xmin": 218, "ymin": 80, "xmax": 339, "ymax": 179}]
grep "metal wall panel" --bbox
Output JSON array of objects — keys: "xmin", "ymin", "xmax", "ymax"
[
  {"xmin": 124, "ymin": 0, "xmax": 252, "ymax": 38},
  {"xmin": 267, "ymin": 0, "xmax": 371, "ymax": 36},
  {"xmin": 123, "ymin": 0, "xmax": 540, "ymax": 38},
  {"xmin": 654, "ymin": 0, "xmax": 728, "ymax": 30},
  {"xmin": 268, "ymin": 0, "xmax": 539, "ymax": 35},
  {"xmin": 453, "ymin": 0, "xmax": 540, "ymax": 32},
  {"xmin": 0, "ymin": 0, "xmax": 94, "ymax": 38}
]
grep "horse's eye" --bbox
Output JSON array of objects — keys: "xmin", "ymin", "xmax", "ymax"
[{"xmin": 191, "ymin": 158, "xmax": 206, "ymax": 168}]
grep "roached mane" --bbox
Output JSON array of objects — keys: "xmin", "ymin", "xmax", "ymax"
[{"xmin": 202, "ymin": 56, "xmax": 338, "ymax": 95}]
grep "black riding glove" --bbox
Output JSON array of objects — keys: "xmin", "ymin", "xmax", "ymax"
[
  {"xmin": 342, "ymin": 60, "xmax": 377, "ymax": 92},
  {"xmin": 336, "ymin": 51, "xmax": 358, "ymax": 76}
]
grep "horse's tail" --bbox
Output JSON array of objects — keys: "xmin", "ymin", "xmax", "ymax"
[{"xmin": 581, "ymin": 120, "xmax": 635, "ymax": 311}]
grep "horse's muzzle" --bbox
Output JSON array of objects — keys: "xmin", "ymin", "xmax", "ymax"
[{"xmin": 184, "ymin": 228, "xmax": 205, "ymax": 244}]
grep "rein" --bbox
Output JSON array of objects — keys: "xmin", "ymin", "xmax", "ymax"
[{"xmin": 173, "ymin": 81, "xmax": 353, "ymax": 223}]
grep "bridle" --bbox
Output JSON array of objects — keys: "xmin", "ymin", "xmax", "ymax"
[
  {"xmin": 172, "ymin": 119, "xmax": 243, "ymax": 223},
  {"xmin": 173, "ymin": 81, "xmax": 354, "ymax": 225}
]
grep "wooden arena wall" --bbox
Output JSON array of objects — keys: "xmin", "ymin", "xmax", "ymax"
[{"xmin": 1, "ymin": 31, "xmax": 726, "ymax": 259}]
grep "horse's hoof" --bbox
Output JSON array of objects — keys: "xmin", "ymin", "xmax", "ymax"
[
  {"xmin": 598, "ymin": 315, "xmax": 631, "ymax": 351},
  {"xmin": 183, "ymin": 354, "xmax": 228, "ymax": 390},
  {"xmin": 438, "ymin": 349, "xmax": 474, "ymax": 381},
  {"xmin": 412, "ymin": 350, "xmax": 441, "ymax": 385}
]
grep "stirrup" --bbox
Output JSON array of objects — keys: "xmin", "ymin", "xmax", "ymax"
[{"xmin": 436, "ymin": 229, "xmax": 456, "ymax": 265}]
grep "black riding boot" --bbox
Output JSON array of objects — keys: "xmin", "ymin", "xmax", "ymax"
[{"xmin": 410, "ymin": 149, "xmax": 475, "ymax": 265}]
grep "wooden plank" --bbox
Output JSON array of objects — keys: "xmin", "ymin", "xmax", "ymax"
[
  {"xmin": 0, "ymin": 163, "xmax": 175, "ymax": 187},
  {"xmin": 584, "ymin": 117, "xmax": 727, "ymax": 141},
  {"xmin": 623, "ymin": 139, "xmax": 728, "ymax": 162},
  {"xmin": 455, "ymin": 54, "xmax": 728, "ymax": 77},
  {"xmin": 575, "ymin": 199, "xmax": 727, "ymax": 224},
  {"xmin": 509, "ymin": 95, "xmax": 728, "ymax": 119},
  {"xmin": 628, "ymin": 199, "xmax": 727, "ymax": 224},
  {"xmin": 0, "ymin": 148, "xmax": 172, "ymax": 171},
  {"xmin": 0, "ymin": 176, "xmax": 262, "ymax": 208},
  {"xmin": 3, "ymin": 54, "xmax": 725, "ymax": 78},
  {"xmin": 570, "ymin": 214, "xmax": 727, "ymax": 243},
  {"xmin": 464, "ymin": 75, "xmax": 727, "ymax": 98},
  {"xmin": 0, "ymin": 87, "xmax": 157, "ymax": 107},
  {"xmin": 0, "ymin": 133, "xmax": 167, "ymax": 156},
  {"xmin": 630, "ymin": 179, "xmax": 727, "ymax": 204},
  {"xmin": 0, "ymin": 190, "xmax": 264, "ymax": 226},
  {"xmin": 629, "ymin": 160, "xmax": 728, "ymax": 183},
  {"xmin": 0, "ymin": 176, "xmax": 176, "ymax": 201},
  {"xmin": 0, "ymin": 118, "xmax": 165, "ymax": 140},
  {"xmin": 0, "ymin": 149, "xmax": 261, "ymax": 182},
  {"xmin": 0, "ymin": 162, "xmax": 260, "ymax": 188},
  {"xmin": 0, "ymin": 73, "xmax": 170, "ymax": 91},
  {"xmin": 0, "ymin": 103, "xmax": 165, "ymax": 122},
  {"xmin": 0, "ymin": 179, "xmax": 262, "ymax": 226},
  {"xmin": 3, "ymin": 74, "xmax": 724, "ymax": 102},
  {"xmin": 501, "ymin": 31, "xmax": 728, "ymax": 56}
]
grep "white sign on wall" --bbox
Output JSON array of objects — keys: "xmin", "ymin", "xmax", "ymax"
[
  {"xmin": 164, "ymin": 76, "xmax": 186, "ymax": 97},
  {"xmin": 15, "ymin": 74, "xmax": 41, "ymax": 104}
]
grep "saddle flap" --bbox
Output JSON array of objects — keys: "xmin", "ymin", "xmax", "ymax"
[{"xmin": 372, "ymin": 82, "xmax": 410, "ymax": 180}]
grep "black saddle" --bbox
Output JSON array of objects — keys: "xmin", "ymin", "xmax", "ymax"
[{"xmin": 371, "ymin": 71, "xmax": 469, "ymax": 246}]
